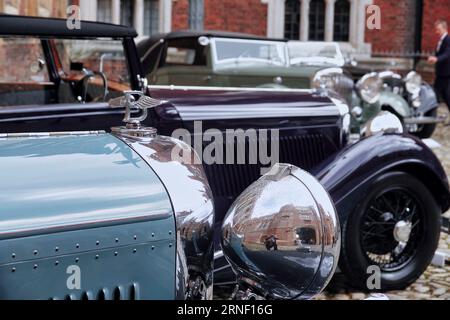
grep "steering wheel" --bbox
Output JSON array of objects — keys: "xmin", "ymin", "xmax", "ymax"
[{"xmin": 78, "ymin": 70, "xmax": 108, "ymax": 103}]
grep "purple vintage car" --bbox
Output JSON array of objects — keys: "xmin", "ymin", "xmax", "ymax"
[{"xmin": 0, "ymin": 15, "xmax": 449, "ymax": 294}]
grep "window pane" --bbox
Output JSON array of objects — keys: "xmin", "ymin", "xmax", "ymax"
[
  {"xmin": 56, "ymin": 39, "xmax": 130, "ymax": 89},
  {"xmin": 144, "ymin": 0, "xmax": 160, "ymax": 36},
  {"xmin": 309, "ymin": 0, "xmax": 325, "ymax": 41},
  {"xmin": 162, "ymin": 38, "xmax": 207, "ymax": 66},
  {"xmin": 120, "ymin": 0, "xmax": 133, "ymax": 27},
  {"xmin": 288, "ymin": 41, "xmax": 345, "ymax": 66},
  {"xmin": 213, "ymin": 38, "xmax": 287, "ymax": 67},
  {"xmin": 284, "ymin": 0, "xmax": 300, "ymax": 40},
  {"xmin": 189, "ymin": 0, "xmax": 204, "ymax": 31},
  {"xmin": 0, "ymin": 38, "xmax": 130, "ymax": 106},
  {"xmin": 333, "ymin": 0, "xmax": 350, "ymax": 42},
  {"xmin": 0, "ymin": 38, "xmax": 49, "ymax": 83},
  {"xmin": 97, "ymin": 0, "xmax": 112, "ymax": 23},
  {"xmin": 0, "ymin": 37, "xmax": 51, "ymax": 106},
  {"xmin": 166, "ymin": 47, "xmax": 196, "ymax": 64}
]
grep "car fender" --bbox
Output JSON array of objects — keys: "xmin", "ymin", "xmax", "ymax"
[
  {"xmin": 418, "ymin": 83, "xmax": 439, "ymax": 114},
  {"xmin": 379, "ymin": 91, "xmax": 411, "ymax": 118},
  {"xmin": 312, "ymin": 133, "xmax": 450, "ymax": 223}
]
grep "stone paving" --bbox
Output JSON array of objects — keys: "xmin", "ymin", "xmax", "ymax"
[
  {"xmin": 316, "ymin": 234, "xmax": 450, "ymax": 300},
  {"xmin": 317, "ymin": 105, "xmax": 450, "ymax": 300}
]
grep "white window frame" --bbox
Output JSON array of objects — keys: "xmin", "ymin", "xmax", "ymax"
[
  {"xmin": 189, "ymin": 0, "xmax": 204, "ymax": 31},
  {"xmin": 4, "ymin": 0, "xmax": 20, "ymax": 15},
  {"xmin": 79, "ymin": 0, "xmax": 172, "ymax": 37},
  {"xmin": 264, "ymin": 0, "xmax": 372, "ymax": 56}
]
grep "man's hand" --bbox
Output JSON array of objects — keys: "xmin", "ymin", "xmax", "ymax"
[{"xmin": 428, "ymin": 56, "xmax": 438, "ymax": 64}]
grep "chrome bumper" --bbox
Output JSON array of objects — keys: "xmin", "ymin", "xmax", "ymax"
[{"xmin": 404, "ymin": 114, "xmax": 448, "ymax": 125}]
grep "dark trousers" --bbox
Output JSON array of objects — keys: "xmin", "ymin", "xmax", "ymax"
[{"xmin": 435, "ymin": 76, "xmax": 450, "ymax": 112}]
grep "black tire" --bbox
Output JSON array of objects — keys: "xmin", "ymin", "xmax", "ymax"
[
  {"xmin": 340, "ymin": 171, "xmax": 441, "ymax": 291},
  {"xmin": 414, "ymin": 109, "xmax": 438, "ymax": 139}
]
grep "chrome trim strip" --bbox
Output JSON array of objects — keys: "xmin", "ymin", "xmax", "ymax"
[
  {"xmin": 148, "ymin": 84, "xmax": 314, "ymax": 93},
  {"xmin": 213, "ymin": 281, "xmax": 237, "ymax": 286},
  {"xmin": 213, "ymin": 264, "xmax": 232, "ymax": 273},
  {"xmin": 214, "ymin": 250, "xmax": 224, "ymax": 259},
  {"xmin": 0, "ymin": 211, "xmax": 172, "ymax": 240},
  {"xmin": 174, "ymin": 104, "xmax": 340, "ymax": 121},
  {"xmin": 0, "ymin": 110, "xmax": 125, "ymax": 123},
  {"xmin": 0, "ymin": 131, "xmax": 106, "ymax": 139}
]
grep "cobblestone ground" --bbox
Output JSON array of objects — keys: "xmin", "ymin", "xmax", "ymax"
[{"xmin": 316, "ymin": 105, "xmax": 450, "ymax": 300}]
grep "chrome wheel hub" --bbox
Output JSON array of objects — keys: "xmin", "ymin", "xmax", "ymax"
[{"xmin": 393, "ymin": 220, "xmax": 412, "ymax": 243}]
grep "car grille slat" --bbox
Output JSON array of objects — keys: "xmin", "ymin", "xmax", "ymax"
[
  {"xmin": 50, "ymin": 284, "xmax": 139, "ymax": 301},
  {"xmin": 203, "ymin": 133, "xmax": 332, "ymax": 199}
]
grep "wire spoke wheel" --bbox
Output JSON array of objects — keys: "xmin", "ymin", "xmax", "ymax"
[
  {"xmin": 341, "ymin": 172, "xmax": 441, "ymax": 291},
  {"xmin": 360, "ymin": 187, "xmax": 424, "ymax": 271}
]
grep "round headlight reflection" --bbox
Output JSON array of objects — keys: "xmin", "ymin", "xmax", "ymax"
[
  {"xmin": 363, "ymin": 111, "xmax": 404, "ymax": 137},
  {"xmin": 404, "ymin": 71, "xmax": 422, "ymax": 95},
  {"xmin": 312, "ymin": 68, "xmax": 343, "ymax": 92},
  {"xmin": 356, "ymin": 73, "xmax": 383, "ymax": 104}
]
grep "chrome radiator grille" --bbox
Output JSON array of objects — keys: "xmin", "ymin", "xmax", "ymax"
[{"xmin": 203, "ymin": 133, "xmax": 330, "ymax": 199}]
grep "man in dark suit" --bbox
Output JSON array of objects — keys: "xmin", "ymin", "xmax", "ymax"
[{"xmin": 428, "ymin": 20, "xmax": 450, "ymax": 113}]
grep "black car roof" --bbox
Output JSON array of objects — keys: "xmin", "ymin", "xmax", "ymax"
[
  {"xmin": 137, "ymin": 30, "xmax": 288, "ymax": 60},
  {"xmin": 0, "ymin": 14, "xmax": 137, "ymax": 38},
  {"xmin": 144, "ymin": 30, "xmax": 288, "ymax": 43}
]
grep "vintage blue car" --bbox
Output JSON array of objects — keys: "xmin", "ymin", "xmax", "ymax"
[
  {"xmin": 0, "ymin": 15, "xmax": 448, "ymax": 297},
  {"xmin": 0, "ymin": 15, "xmax": 340, "ymax": 300}
]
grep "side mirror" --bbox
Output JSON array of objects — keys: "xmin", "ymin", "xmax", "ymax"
[
  {"xmin": 221, "ymin": 164, "xmax": 340, "ymax": 300},
  {"xmin": 30, "ymin": 59, "xmax": 46, "ymax": 74}
]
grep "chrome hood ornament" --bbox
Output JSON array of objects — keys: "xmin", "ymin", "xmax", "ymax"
[{"xmin": 110, "ymin": 91, "xmax": 165, "ymax": 140}]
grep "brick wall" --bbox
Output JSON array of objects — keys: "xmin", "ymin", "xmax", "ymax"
[
  {"xmin": 0, "ymin": 0, "xmax": 68, "ymax": 17},
  {"xmin": 365, "ymin": 0, "xmax": 417, "ymax": 54},
  {"xmin": 422, "ymin": 0, "xmax": 450, "ymax": 53},
  {"xmin": 172, "ymin": 0, "xmax": 268, "ymax": 35},
  {"xmin": 203, "ymin": 0, "xmax": 267, "ymax": 35},
  {"xmin": 172, "ymin": 0, "xmax": 189, "ymax": 30}
]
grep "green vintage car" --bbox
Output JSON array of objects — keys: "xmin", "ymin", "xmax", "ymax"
[
  {"xmin": 289, "ymin": 40, "xmax": 443, "ymax": 138},
  {"xmin": 138, "ymin": 32, "xmax": 443, "ymax": 138},
  {"xmin": 138, "ymin": 31, "xmax": 313, "ymax": 88}
]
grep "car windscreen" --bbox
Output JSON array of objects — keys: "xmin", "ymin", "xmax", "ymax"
[
  {"xmin": 212, "ymin": 38, "xmax": 287, "ymax": 67},
  {"xmin": 287, "ymin": 41, "xmax": 345, "ymax": 67}
]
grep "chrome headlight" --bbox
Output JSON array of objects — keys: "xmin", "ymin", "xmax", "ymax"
[
  {"xmin": 312, "ymin": 68, "xmax": 344, "ymax": 92},
  {"xmin": 356, "ymin": 73, "xmax": 383, "ymax": 104},
  {"xmin": 362, "ymin": 111, "xmax": 404, "ymax": 137},
  {"xmin": 404, "ymin": 71, "xmax": 422, "ymax": 96},
  {"xmin": 221, "ymin": 164, "xmax": 340, "ymax": 300}
]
